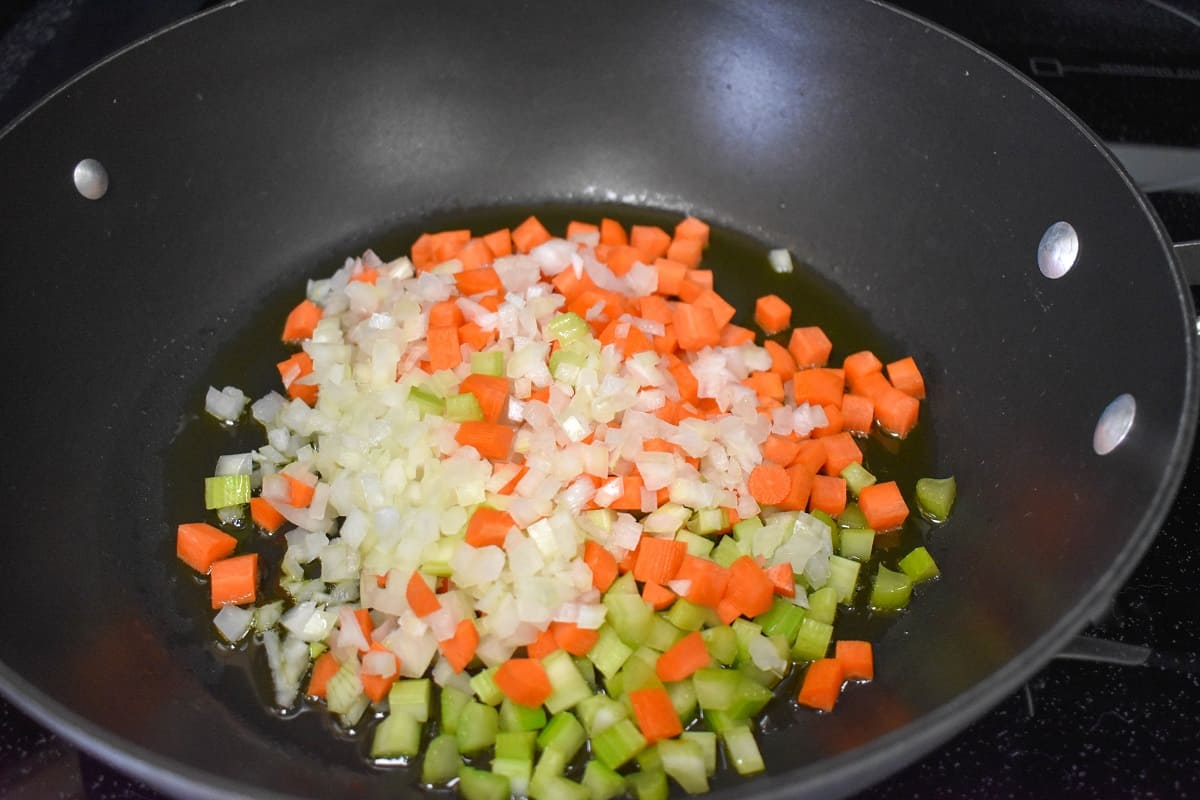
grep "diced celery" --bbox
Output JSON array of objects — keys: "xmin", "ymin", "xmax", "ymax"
[
  {"xmin": 469, "ymin": 665, "xmax": 504, "ymax": 706},
  {"xmin": 916, "ymin": 476, "xmax": 957, "ymax": 521},
  {"xmin": 680, "ymin": 731, "xmax": 718, "ymax": 775},
  {"xmin": 806, "ymin": 586, "xmax": 838, "ymax": 625},
  {"xmin": 646, "ymin": 615, "xmax": 684, "ymax": 652},
  {"xmin": 692, "ymin": 667, "xmax": 741, "ymax": 711},
  {"xmin": 675, "ymin": 530, "xmax": 715, "ymax": 558},
  {"xmin": 587, "ymin": 625, "xmax": 633, "ymax": 680},
  {"xmin": 307, "ymin": 640, "xmax": 327, "ymax": 660},
  {"xmin": 612, "ymin": 650, "xmax": 662, "ymax": 695},
  {"xmin": 694, "ymin": 631, "xmax": 733, "ymax": 670},
  {"xmin": 439, "ymin": 685, "xmax": 472, "ymax": 735},
  {"xmin": 791, "ymin": 617, "xmax": 834, "ymax": 662},
  {"xmin": 550, "ymin": 348, "xmax": 588, "ymax": 383},
  {"xmin": 605, "ymin": 569, "xmax": 636, "ymax": 594},
  {"xmin": 826, "ymin": 554, "xmax": 861, "ymax": 604},
  {"xmin": 422, "ymin": 534, "xmax": 461, "ymax": 577},
  {"xmin": 543, "ymin": 650, "xmax": 592, "ymax": 713},
  {"xmin": 458, "ymin": 765, "xmax": 510, "ymax": 800},
  {"xmin": 667, "ymin": 598, "xmax": 710, "ymax": 632},
  {"xmin": 470, "ymin": 350, "xmax": 504, "ymax": 376},
  {"xmin": 755, "ymin": 598, "xmax": 806, "ymax": 643},
  {"xmin": 840, "ymin": 462, "xmax": 877, "ymax": 496},
  {"xmin": 703, "ymin": 708, "xmax": 736, "ymax": 733},
  {"xmin": 535, "ymin": 776, "xmax": 590, "ymax": 800},
  {"xmin": 811, "ymin": 508, "xmax": 840, "ymax": 550},
  {"xmin": 500, "ymin": 697, "xmax": 548, "ymax": 732},
  {"xmin": 899, "ymin": 545, "xmax": 941, "ymax": 582},
  {"xmin": 710, "ymin": 535, "xmax": 744, "ymax": 568},
  {"xmin": 408, "ymin": 386, "xmax": 445, "ymax": 418},
  {"xmin": 420, "ymin": 733, "xmax": 460, "ymax": 785},
  {"xmin": 496, "ymin": 730, "xmax": 537, "ymax": 761},
  {"xmin": 604, "ymin": 592, "xmax": 655, "ymax": 646},
  {"xmin": 326, "ymin": 662, "xmax": 364, "ymax": 716},
  {"xmin": 591, "ymin": 718, "xmax": 648, "ymax": 769},
  {"xmin": 666, "ymin": 677, "xmax": 698, "ymax": 722},
  {"xmin": 456, "ymin": 702, "xmax": 499, "ymax": 753},
  {"xmin": 871, "ymin": 564, "xmax": 914, "ymax": 610},
  {"xmin": 731, "ymin": 619, "xmax": 763, "ymax": 662},
  {"xmin": 839, "ymin": 527, "xmax": 875, "ymax": 561},
  {"xmin": 687, "ymin": 507, "xmax": 728, "ymax": 535},
  {"xmin": 370, "ymin": 710, "xmax": 421, "ymax": 759},
  {"xmin": 204, "ymin": 474, "xmax": 250, "ymax": 509},
  {"xmin": 491, "ymin": 758, "xmax": 533, "ymax": 798},
  {"xmin": 445, "ymin": 392, "xmax": 484, "ymax": 422},
  {"xmin": 726, "ymin": 674, "xmax": 774, "ymax": 719},
  {"xmin": 537, "ymin": 711, "xmax": 586, "ymax": 760},
  {"xmin": 636, "ymin": 744, "xmax": 662, "ymax": 772},
  {"xmin": 387, "ymin": 678, "xmax": 431, "ymax": 722},
  {"xmin": 575, "ymin": 656, "xmax": 597, "ymax": 689},
  {"xmin": 837, "ymin": 502, "xmax": 869, "ymax": 529},
  {"xmin": 731, "ymin": 515, "xmax": 763, "ymax": 542},
  {"xmin": 547, "ymin": 312, "xmax": 590, "ymax": 344},
  {"xmin": 576, "ymin": 694, "xmax": 629, "ymax": 736},
  {"xmin": 626, "ymin": 769, "xmax": 669, "ymax": 800},
  {"xmin": 582, "ymin": 760, "xmax": 627, "ymax": 800},
  {"xmin": 529, "ymin": 749, "xmax": 569, "ymax": 799},
  {"xmin": 658, "ymin": 738, "xmax": 710, "ymax": 794},
  {"xmin": 721, "ymin": 724, "xmax": 765, "ymax": 775}
]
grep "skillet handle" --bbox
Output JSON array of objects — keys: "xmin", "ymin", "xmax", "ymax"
[{"xmin": 1176, "ymin": 241, "xmax": 1200, "ymax": 288}]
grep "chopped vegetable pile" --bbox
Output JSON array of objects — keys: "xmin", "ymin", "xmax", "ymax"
[{"xmin": 179, "ymin": 214, "xmax": 956, "ymax": 798}]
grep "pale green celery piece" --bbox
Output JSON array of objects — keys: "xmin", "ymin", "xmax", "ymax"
[
  {"xmin": 408, "ymin": 385, "xmax": 445, "ymax": 417},
  {"xmin": 680, "ymin": 731, "xmax": 718, "ymax": 775},
  {"xmin": 582, "ymin": 760, "xmax": 627, "ymax": 800},
  {"xmin": 871, "ymin": 564, "xmax": 914, "ymax": 610},
  {"xmin": 456, "ymin": 702, "xmax": 500, "ymax": 753},
  {"xmin": 667, "ymin": 598, "xmax": 709, "ymax": 632},
  {"xmin": 806, "ymin": 586, "xmax": 838, "ymax": 625},
  {"xmin": 536, "ymin": 711, "xmax": 586, "ymax": 760},
  {"xmin": 204, "ymin": 474, "xmax": 250, "ymax": 509},
  {"xmin": 826, "ymin": 554, "xmax": 861, "ymax": 604},
  {"xmin": 675, "ymin": 530, "xmax": 715, "ymax": 558},
  {"xmin": 469, "ymin": 666, "xmax": 504, "ymax": 706},
  {"xmin": 837, "ymin": 502, "xmax": 869, "ymax": 529},
  {"xmin": 791, "ymin": 617, "xmax": 834, "ymax": 662},
  {"xmin": 547, "ymin": 312, "xmax": 590, "ymax": 344},
  {"xmin": 626, "ymin": 769, "xmax": 669, "ymax": 800},
  {"xmin": 700, "ymin": 625, "xmax": 738, "ymax": 666},
  {"xmin": 370, "ymin": 710, "xmax": 422, "ymax": 758},
  {"xmin": 916, "ymin": 476, "xmax": 957, "ymax": 521},
  {"xmin": 445, "ymin": 392, "xmax": 484, "ymax": 422},
  {"xmin": 587, "ymin": 625, "xmax": 633, "ymax": 680},
  {"xmin": 899, "ymin": 545, "xmax": 941, "ymax": 582},
  {"xmin": 839, "ymin": 527, "xmax": 876, "ymax": 561},
  {"xmin": 658, "ymin": 738, "xmax": 710, "ymax": 794},
  {"xmin": 666, "ymin": 677, "xmax": 698, "ymax": 721},
  {"xmin": 687, "ymin": 507, "xmax": 728, "ymax": 535},
  {"xmin": 387, "ymin": 678, "xmax": 431, "ymax": 721},
  {"xmin": 470, "ymin": 350, "xmax": 504, "ymax": 376},
  {"xmin": 646, "ymin": 615, "xmax": 684, "ymax": 652},
  {"xmin": 543, "ymin": 650, "xmax": 592, "ymax": 713},
  {"xmin": 839, "ymin": 462, "xmax": 877, "ymax": 496},
  {"xmin": 730, "ymin": 515, "xmax": 763, "ymax": 543},
  {"xmin": 439, "ymin": 685, "xmax": 472, "ymax": 735},
  {"xmin": 710, "ymin": 535, "xmax": 744, "ymax": 568},
  {"xmin": 458, "ymin": 765, "xmax": 510, "ymax": 800},
  {"xmin": 721, "ymin": 724, "xmax": 765, "ymax": 775},
  {"xmin": 420, "ymin": 734, "xmax": 460, "ymax": 784},
  {"xmin": 590, "ymin": 718, "xmax": 648, "ymax": 769}
]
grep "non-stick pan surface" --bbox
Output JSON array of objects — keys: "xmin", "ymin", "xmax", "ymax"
[{"xmin": 0, "ymin": 1, "xmax": 1194, "ymax": 798}]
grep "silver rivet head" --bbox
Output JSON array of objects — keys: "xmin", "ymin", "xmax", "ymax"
[
  {"xmin": 1093, "ymin": 394, "xmax": 1135, "ymax": 455},
  {"xmin": 73, "ymin": 158, "xmax": 109, "ymax": 200},
  {"xmin": 1037, "ymin": 221, "xmax": 1078, "ymax": 279}
]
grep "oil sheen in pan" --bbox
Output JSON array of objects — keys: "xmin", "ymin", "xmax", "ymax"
[{"xmin": 162, "ymin": 204, "xmax": 941, "ymax": 783}]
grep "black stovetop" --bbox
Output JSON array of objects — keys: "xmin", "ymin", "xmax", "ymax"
[{"xmin": 2, "ymin": 2, "xmax": 1198, "ymax": 798}]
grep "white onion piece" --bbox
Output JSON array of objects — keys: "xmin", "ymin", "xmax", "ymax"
[
  {"xmin": 768, "ymin": 248, "xmax": 794, "ymax": 273},
  {"xmin": 213, "ymin": 605, "xmax": 253, "ymax": 643},
  {"xmin": 205, "ymin": 385, "xmax": 248, "ymax": 423}
]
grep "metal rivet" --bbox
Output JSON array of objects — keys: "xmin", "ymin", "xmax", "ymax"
[
  {"xmin": 73, "ymin": 158, "xmax": 109, "ymax": 200},
  {"xmin": 1093, "ymin": 394, "xmax": 1135, "ymax": 455},
  {"xmin": 1037, "ymin": 221, "xmax": 1078, "ymax": 279}
]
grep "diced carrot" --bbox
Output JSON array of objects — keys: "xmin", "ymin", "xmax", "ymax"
[
  {"xmin": 674, "ymin": 216, "xmax": 710, "ymax": 247},
  {"xmin": 406, "ymin": 571, "xmax": 442, "ymax": 617},
  {"xmin": 282, "ymin": 299, "xmax": 322, "ymax": 342},
  {"xmin": 748, "ymin": 464, "xmax": 791, "ymax": 506},
  {"xmin": 874, "ymin": 385, "xmax": 920, "ymax": 437},
  {"xmin": 841, "ymin": 394, "xmax": 875, "ymax": 435},
  {"xmin": 809, "ymin": 475, "xmax": 848, "ymax": 516},
  {"xmin": 526, "ymin": 627, "xmax": 560, "ymax": 659},
  {"xmin": 642, "ymin": 581, "xmax": 676, "ymax": 611},
  {"xmin": 797, "ymin": 658, "xmax": 845, "ymax": 711},
  {"xmin": 689, "ymin": 271, "xmax": 714, "ymax": 288},
  {"xmin": 857, "ymin": 481, "xmax": 909, "ymax": 530},
  {"xmin": 609, "ymin": 475, "xmax": 646, "ymax": 511},
  {"xmin": 584, "ymin": 541, "xmax": 618, "ymax": 592},
  {"xmin": 652, "ymin": 258, "xmax": 689, "ymax": 297},
  {"xmin": 763, "ymin": 434, "xmax": 801, "ymax": 466},
  {"xmin": 496, "ymin": 463, "xmax": 530, "ymax": 496},
  {"xmin": 553, "ymin": 267, "xmax": 598, "ymax": 301},
  {"xmin": 551, "ymin": 622, "xmax": 601, "ymax": 657},
  {"xmin": 483, "ymin": 228, "xmax": 513, "ymax": 258},
  {"xmin": 465, "ymin": 506, "xmax": 517, "ymax": 548},
  {"xmin": 376, "ymin": 573, "xmax": 389, "ymax": 588},
  {"xmin": 306, "ymin": 651, "xmax": 341, "ymax": 699},
  {"xmin": 725, "ymin": 556, "xmax": 775, "ymax": 618},
  {"xmin": 674, "ymin": 555, "xmax": 730, "ymax": 608},
  {"xmin": 630, "ymin": 225, "xmax": 672, "ymax": 263},
  {"xmin": 764, "ymin": 340, "xmax": 797, "ymax": 380},
  {"xmin": 793, "ymin": 368, "xmax": 845, "ymax": 408},
  {"xmin": 638, "ymin": 294, "xmax": 673, "ymax": 324},
  {"xmin": 668, "ymin": 360, "xmax": 699, "ymax": 403},
  {"xmin": 779, "ymin": 465, "xmax": 814, "ymax": 511},
  {"xmin": 429, "ymin": 229, "xmax": 472, "ymax": 263},
  {"xmin": 429, "ymin": 299, "xmax": 464, "ymax": 328},
  {"xmin": 426, "ymin": 324, "xmax": 463, "ymax": 372},
  {"xmin": 438, "ymin": 619, "xmax": 479, "ymax": 673},
  {"xmin": 210, "ymin": 553, "xmax": 257, "ymax": 609},
  {"xmin": 765, "ymin": 563, "xmax": 796, "ymax": 597},
  {"xmin": 410, "ymin": 232, "xmax": 435, "ymax": 270},
  {"xmin": 459, "ymin": 374, "xmax": 510, "ymax": 424},
  {"xmin": 791, "ymin": 439, "xmax": 827, "ymax": 474},
  {"xmin": 276, "ymin": 350, "xmax": 314, "ymax": 391},
  {"xmin": 632, "ymin": 537, "xmax": 687, "ymax": 584},
  {"xmin": 456, "ymin": 238, "xmax": 495, "ymax": 272},
  {"xmin": 886, "ymin": 356, "xmax": 927, "ymax": 400},
  {"xmin": 629, "ymin": 687, "xmax": 683, "ymax": 744},
  {"xmin": 754, "ymin": 295, "xmax": 792, "ymax": 334},
  {"xmin": 604, "ymin": 245, "xmax": 643, "ymax": 277},
  {"xmin": 843, "ymin": 350, "xmax": 884, "ymax": 384},
  {"xmin": 350, "ymin": 266, "xmax": 379, "ymax": 284},
  {"xmin": 655, "ymin": 631, "xmax": 712, "ymax": 682},
  {"xmin": 835, "ymin": 640, "xmax": 874, "ymax": 681},
  {"xmin": 458, "ymin": 321, "xmax": 495, "ymax": 351},
  {"xmin": 512, "ymin": 216, "xmax": 552, "ymax": 254},
  {"xmin": 283, "ymin": 473, "xmax": 315, "ymax": 508},
  {"xmin": 249, "ymin": 497, "xmax": 286, "ymax": 533},
  {"xmin": 353, "ymin": 608, "xmax": 374, "ymax": 646},
  {"xmin": 495, "ymin": 658, "xmax": 552, "ymax": 708},
  {"xmin": 359, "ymin": 642, "xmax": 400, "ymax": 702},
  {"xmin": 665, "ymin": 236, "xmax": 703, "ymax": 269},
  {"xmin": 719, "ymin": 324, "xmax": 757, "ymax": 347},
  {"xmin": 672, "ymin": 304, "xmax": 720, "ymax": 351},
  {"xmin": 744, "ymin": 371, "xmax": 785, "ymax": 402},
  {"xmin": 455, "ymin": 421, "xmax": 514, "ymax": 460},
  {"xmin": 812, "ymin": 404, "xmax": 844, "ymax": 438},
  {"xmin": 821, "ymin": 432, "xmax": 863, "ymax": 476},
  {"xmin": 600, "ymin": 218, "xmax": 629, "ymax": 246},
  {"xmin": 176, "ymin": 522, "xmax": 237, "ymax": 574},
  {"xmin": 598, "ymin": 319, "xmax": 653, "ymax": 358},
  {"xmin": 692, "ymin": 289, "xmax": 736, "ymax": 328},
  {"xmin": 455, "ymin": 266, "xmax": 503, "ymax": 296},
  {"xmin": 716, "ymin": 597, "xmax": 742, "ymax": 626},
  {"xmin": 566, "ymin": 220, "xmax": 600, "ymax": 240},
  {"xmin": 788, "ymin": 326, "xmax": 833, "ymax": 368}
]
